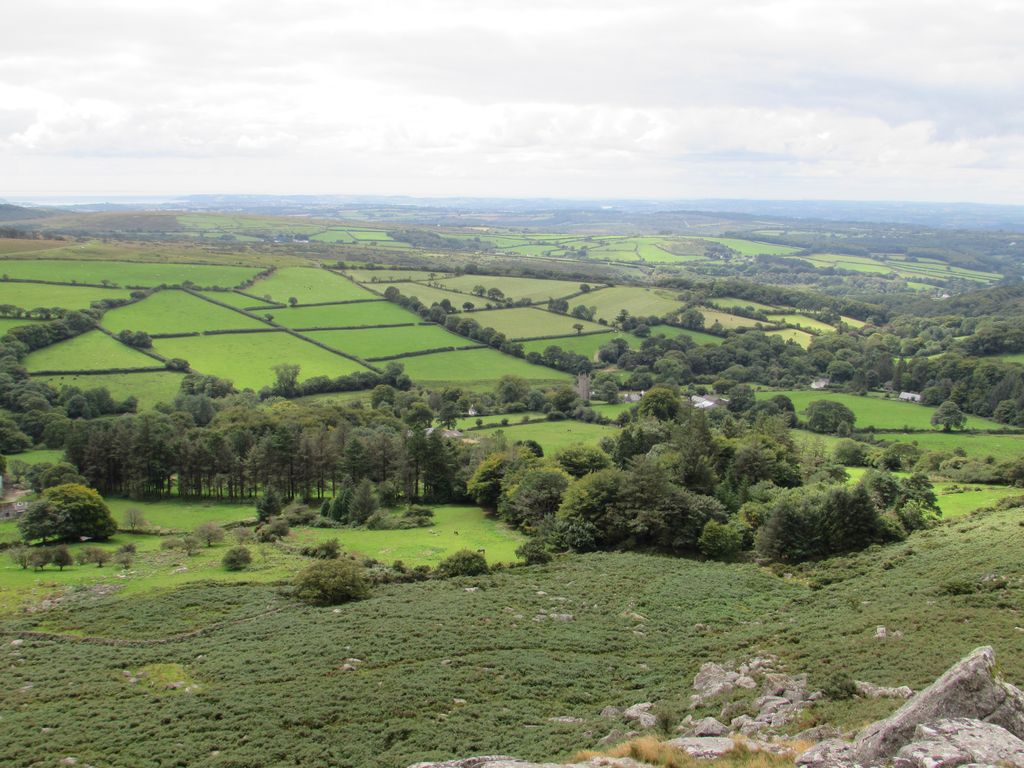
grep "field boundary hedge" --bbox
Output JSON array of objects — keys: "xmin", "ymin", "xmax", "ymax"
[
  {"xmin": 148, "ymin": 328, "xmax": 288, "ymax": 339},
  {"xmin": 292, "ymin": 323, "xmax": 420, "ymax": 332},
  {"xmin": 93, "ymin": 325, "xmax": 171, "ymax": 365},
  {"xmin": 284, "ymin": 298, "xmax": 385, "ymax": 308},
  {"xmin": 516, "ymin": 330, "xmax": 615, "ymax": 343},
  {"xmin": 366, "ymin": 344, "xmax": 486, "ymax": 362},
  {"xmin": 31, "ymin": 366, "xmax": 168, "ymax": 375}
]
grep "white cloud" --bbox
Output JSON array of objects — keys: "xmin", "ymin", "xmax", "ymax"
[{"xmin": 0, "ymin": 0, "xmax": 1022, "ymax": 201}]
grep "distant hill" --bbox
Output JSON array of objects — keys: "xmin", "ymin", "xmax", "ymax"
[{"xmin": 0, "ymin": 203, "xmax": 60, "ymax": 222}]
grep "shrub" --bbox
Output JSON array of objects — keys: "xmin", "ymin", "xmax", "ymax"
[
  {"xmin": 293, "ymin": 558, "xmax": 369, "ymax": 605},
  {"xmin": 77, "ymin": 546, "xmax": 111, "ymax": 567},
  {"xmin": 299, "ymin": 539, "xmax": 340, "ymax": 559},
  {"xmin": 222, "ymin": 546, "xmax": 252, "ymax": 571},
  {"xmin": 8, "ymin": 545, "xmax": 31, "ymax": 570},
  {"xmin": 161, "ymin": 537, "xmax": 183, "ymax": 550},
  {"xmin": 515, "ymin": 538, "xmax": 552, "ymax": 565},
  {"xmin": 698, "ymin": 520, "xmax": 744, "ymax": 560},
  {"xmin": 256, "ymin": 517, "xmax": 290, "ymax": 542},
  {"xmin": 51, "ymin": 545, "xmax": 73, "ymax": 570},
  {"xmin": 194, "ymin": 522, "xmax": 225, "ymax": 547},
  {"xmin": 436, "ymin": 549, "xmax": 489, "ymax": 578},
  {"xmin": 822, "ymin": 672, "xmax": 858, "ymax": 700},
  {"xmin": 232, "ymin": 527, "xmax": 255, "ymax": 544}
]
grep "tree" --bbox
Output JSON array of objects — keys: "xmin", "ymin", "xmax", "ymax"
[
  {"xmin": 437, "ymin": 549, "xmax": 489, "ymax": 577},
  {"xmin": 805, "ymin": 400, "xmax": 856, "ymax": 435},
  {"xmin": 194, "ymin": 522, "xmax": 225, "ymax": 547},
  {"xmin": 515, "ymin": 538, "xmax": 552, "ymax": 565},
  {"xmin": 293, "ymin": 559, "xmax": 369, "ymax": 605},
  {"xmin": 18, "ymin": 484, "xmax": 116, "ymax": 543},
  {"xmin": 272, "ymin": 363, "xmax": 301, "ymax": 397},
  {"xmin": 347, "ymin": 478, "xmax": 378, "ymax": 525},
  {"xmin": 698, "ymin": 520, "xmax": 743, "ymax": 560},
  {"xmin": 572, "ymin": 323, "xmax": 584, "ymax": 336},
  {"xmin": 123, "ymin": 507, "xmax": 147, "ymax": 533},
  {"xmin": 222, "ymin": 546, "xmax": 252, "ymax": 571},
  {"xmin": 77, "ymin": 546, "xmax": 112, "ymax": 567},
  {"xmin": 931, "ymin": 400, "xmax": 966, "ymax": 432},
  {"xmin": 257, "ymin": 487, "xmax": 283, "ymax": 523},
  {"xmin": 553, "ymin": 445, "xmax": 610, "ymax": 478},
  {"xmin": 636, "ymin": 386, "xmax": 680, "ymax": 421},
  {"xmin": 8, "ymin": 545, "xmax": 31, "ymax": 570}
]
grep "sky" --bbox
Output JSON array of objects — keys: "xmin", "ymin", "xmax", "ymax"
[{"xmin": 2, "ymin": 0, "xmax": 1022, "ymax": 203}]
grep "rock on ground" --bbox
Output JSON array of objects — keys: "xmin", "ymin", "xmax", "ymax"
[
  {"xmin": 663, "ymin": 737, "xmax": 737, "ymax": 759},
  {"xmin": 892, "ymin": 718, "xmax": 1024, "ymax": 768},
  {"xmin": 408, "ymin": 759, "xmax": 655, "ymax": 768}
]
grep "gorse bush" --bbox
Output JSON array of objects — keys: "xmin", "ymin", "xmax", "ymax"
[
  {"xmin": 222, "ymin": 546, "xmax": 252, "ymax": 571},
  {"xmin": 293, "ymin": 558, "xmax": 369, "ymax": 605},
  {"xmin": 436, "ymin": 549, "xmax": 489, "ymax": 577}
]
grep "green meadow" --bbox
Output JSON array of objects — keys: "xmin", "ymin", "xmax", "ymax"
[
  {"xmin": 5, "ymin": 448, "xmax": 65, "ymax": 465},
  {"xmin": 698, "ymin": 306, "xmax": 761, "ymax": 329},
  {"xmin": 38, "ymin": 371, "xmax": 186, "ymax": 409},
  {"xmin": 0, "ymin": 259, "xmax": 259, "ymax": 288},
  {"xmin": 105, "ymin": 498, "xmax": 258, "ymax": 532},
  {"xmin": 101, "ymin": 290, "xmax": 267, "ymax": 334},
  {"xmin": 521, "ymin": 331, "xmax": 623, "ymax": 358},
  {"xmin": 648, "ymin": 325, "xmax": 725, "ymax": 345},
  {"xmin": 709, "ymin": 296, "xmax": 781, "ymax": 311},
  {"xmin": 153, "ymin": 333, "xmax": 370, "ymax": 390},
  {"xmin": 272, "ymin": 301, "xmax": 420, "ymax": 329},
  {"xmin": 0, "ymin": 282, "xmax": 132, "ymax": 311},
  {"xmin": 345, "ymin": 269, "xmax": 448, "ymax": 283},
  {"xmin": 0, "ymin": 318, "xmax": 40, "ymax": 335},
  {"xmin": 198, "ymin": 290, "xmax": 278, "ymax": 310},
  {"xmin": 766, "ymin": 312, "xmax": 834, "ymax": 333},
  {"xmin": 760, "ymin": 390, "xmax": 1004, "ymax": 431},
  {"xmin": 767, "ymin": 328, "xmax": 816, "ymax": 347},
  {"xmin": 582, "ymin": 286, "xmax": 683, "ymax": 321},
  {"xmin": 24, "ymin": 331, "xmax": 158, "ymax": 372},
  {"xmin": 398, "ymin": 349, "xmax": 571, "ymax": 388},
  {"xmin": 699, "ymin": 237, "xmax": 801, "ymax": 255},
  {"xmin": 305, "ymin": 325, "xmax": 474, "ymax": 359},
  {"xmin": 474, "ymin": 420, "xmax": 619, "ymax": 453},
  {"xmin": 436, "ymin": 275, "xmax": 586, "ymax": 303},
  {"xmin": 467, "ymin": 307, "xmax": 605, "ymax": 339},
  {"xmin": 248, "ymin": 267, "xmax": 378, "ymax": 304}
]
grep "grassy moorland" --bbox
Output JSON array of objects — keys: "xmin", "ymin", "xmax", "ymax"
[
  {"xmin": 3, "ymin": 504, "xmax": 1023, "ymax": 768},
  {"xmin": 38, "ymin": 371, "xmax": 186, "ymax": 409},
  {"xmin": 24, "ymin": 331, "xmax": 158, "ymax": 372}
]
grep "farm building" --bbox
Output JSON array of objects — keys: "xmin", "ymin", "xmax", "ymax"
[
  {"xmin": 691, "ymin": 395, "xmax": 729, "ymax": 409},
  {"xmin": 899, "ymin": 391, "xmax": 923, "ymax": 403},
  {"xmin": 810, "ymin": 377, "xmax": 831, "ymax": 390}
]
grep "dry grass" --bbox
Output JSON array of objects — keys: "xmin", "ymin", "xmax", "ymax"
[{"xmin": 574, "ymin": 735, "xmax": 811, "ymax": 767}]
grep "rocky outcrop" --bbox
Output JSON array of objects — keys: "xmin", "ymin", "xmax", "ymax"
[
  {"xmin": 408, "ymin": 758, "xmax": 654, "ymax": 768},
  {"xmin": 797, "ymin": 646, "xmax": 1024, "ymax": 768}
]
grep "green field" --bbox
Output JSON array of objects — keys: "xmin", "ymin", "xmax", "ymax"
[
  {"xmin": 475, "ymin": 420, "xmax": 619, "ymax": 453},
  {"xmin": 844, "ymin": 468, "xmax": 1022, "ymax": 518},
  {"xmin": 105, "ymin": 498, "xmax": 257, "ymax": 532},
  {"xmin": 762, "ymin": 390, "xmax": 1005, "ymax": 431},
  {"xmin": 878, "ymin": 431, "xmax": 1024, "ymax": 462},
  {"xmin": 38, "ymin": 371, "xmax": 186, "ymax": 409},
  {"xmin": 767, "ymin": 328, "xmax": 816, "ymax": 347},
  {"xmin": 0, "ymin": 259, "xmax": 259, "ymax": 288},
  {"xmin": 345, "ymin": 269, "xmax": 449, "ymax": 283},
  {"xmin": 0, "ymin": 318, "xmax": 40, "ymax": 335},
  {"xmin": 24, "ymin": 331, "xmax": 158, "ymax": 372},
  {"xmin": 272, "ymin": 301, "xmax": 420, "ymax": 329},
  {"xmin": 797, "ymin": 253, "xmax": 1000, "ymax": 284},
  {"xmin": 101, "ymin": 290, "xmax": 268, "ymax": 334},
  {"xmin": 648, "ymin": 325, "xmax": 725, "ymax": 345},
  {"xmin": 247, "ymin": 268, "xmax": 378, "ymax": 304},
  {"xmin": 435, "ymin": 275, "xmax": 586, "ymax": 303},
  {"xmin": 700, "ymin": 237, "xmax": 801, "ymax": 256},
  {"xmin": 399, "ymin": 348, "xmax": 571, "ymax": 388},
  {"xmin": 293, "ymin": 506, "xmax": 525, "ymax": 566},
  {"xmin": 580, "ymin": 286, "xmax": 683, "ymax": 321},
  {"xmin": 152, "ymin": 333, "xmax": 371, "ymax": 390},
  {"xmin": 466, "ymin": 308, "xmax": 605, "ymax": 339},
  {"xmin": 5, "ymin": 448, "xmax": 65, "ymax": 465},
  {"xmin": 198, "ymin": 290, "xmax": 278, "ymax": 310},
  {"xmin": 698, "ymin": 306, "xmax": 761, "ymax": 329},
  {"xmin": 304, "ymin": 325, "xmax": 475, "ymax": 359},
  {"xmin": 709, "ymin": 296, "xmax": 781, "ymax": 311},
  {"xmin": 766, "ymin": 313, "xmax": 834, "ymax": 333},
  {"xmin": 521, "ymin": 332, "xmax": 623, "ymax": 359},
  {"xmin": 0, "ymin": 282, "xmax": 132, "ymax": 311},
  {"xmin": 387, "ymin": 282, "xmax": 480, "ymax": 308}
]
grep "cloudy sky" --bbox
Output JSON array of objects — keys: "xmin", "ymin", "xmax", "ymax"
[{"xmin": 2, "ymin": 0, "xmax": 1022, "ymax": 202}]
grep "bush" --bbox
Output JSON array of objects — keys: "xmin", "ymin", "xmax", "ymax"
[
  {"xmin": 515, "ymin": 538, "xmax": 552, "ymax": 565},
  {"xmin": 194, "ymin": 522, "xmax": 225, "ymax": 547},
  {"xmin": 293, "ymin": 559, "xmax": 369, "ymax": 605},
  {"xmin": 232, "ymin": 527, "xmax": 255, "ymax": 544},
  {"xmin": 222, "ymin": 546, "xmax": 252, "ymax": 571},
  {"xmin": 51, "ymin": 545, "xmax": 73, "ymax": 570},
  {"xmin": 698, "ymin": 520, "xmax": 744, "ymax": 560},
  {"xmin": 256, "ymin": 517, "xmax": 290, "ymax": 542},
  {"xmin": 436, "ymin": 549, "xmax": 489, "ymax": 578},
  {"xmin": 77, "ymin": 546, "xmax": 111, "ymax": 567},
  {"xmin": 299, "ymin": 539, "xmax": 340, "ymax": 559},
  {"xmin": 822, "ymin": 672, "xmax": 858, "ymax": 700}
]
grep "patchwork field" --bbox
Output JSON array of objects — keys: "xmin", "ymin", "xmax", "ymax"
[
  {"xmin": 709, "ymin": 296, "xmax": 781, "ymax": 311},
  {"xmin": 0, "ymin": 282, "xmax": 132, "ymax": 311},
  {"xmin": 345, "ymin": 269, "xmax": 448, "ymax": 283},
  {"xmin": 38, "ymin": 371, "xmax": 186, "ymax": 409},
  {"xmin": 152, "ymin": 333, "xmax": 371, "ymax": 389},
  {"xmin": 198, "ymin": 290, "xmax": 278, "ymax": 310},
  {"xmin": 435, "ymin": 275, "xmax": 586, "ymax": 303},
  {"xmin": 697, "ymin": 306, "xmax": 762, "ymax": 330},
  {"xmin": 386, "ymin": 282, "xmax": 479, "ymax": 308},
  {"xmin": 761, "ymin": 390, "xmax": 1005, "ymax": 431},
  {"xmin": 700, "ymin": 237, "xmax": 801, "ymax": 255},
  {"xmin": 398, "ymin": 348, "xmax": 571, "ymax": 388},
  {"xmin": 101, "ymin": 290, "xmax": 268, "ymax": 334},
  {"xmin": 304, "ymin": 325, "xmax": 475, "ymax": 359},
  {"xmin": 467, "ymin": 307, "xmax": 605, "ymax": 339},
  {"xmin": 582, "ymin": 286, "xmax": 683, "ymax": 321},
  {"xmin": 24, "ymin": 331, "xmax": 159, "ymax": 372},
  {"xmin": 521, "ymin": 331, "xmax": 623, "ymax": 358},
  {"xmin": 0, "ymin": 259, "xmax": 259, "ymax": 288},
  {"xmin": 767, "ymin": 328, "xmax": 816, "ymax": 347},
  {"xmin": 271, "ymin": 301, "xmax": 420, "ymax": 329},
  {"xmin": 247, "ymin": 267, "xmax": 377, "ymax": 304},
  {"xmin": 766, "ymin": 313, "xmax": 834, "ymax": 333},
  {"xmin": 648, "ymin": 325, "xmax": 725, "ymax": 345}
]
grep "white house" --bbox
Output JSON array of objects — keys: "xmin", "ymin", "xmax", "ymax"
[
  {"xmin": 899, "ymin": 391, "xmax": 923, "ymax": 403},
  {"xmin": 810, "ymin": 377, "xmax": 831, "ymax": 390}
]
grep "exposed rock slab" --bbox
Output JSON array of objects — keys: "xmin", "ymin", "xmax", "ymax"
[
  {"xmin": 409, "ymin": 758, "xmax": 654, "ymax": 768},
  {"xmin": 893, "ymin": 718, "xmax": 1024, "ymax": 768},
  {"xmin": 664, "ymin": 737, "xmax": 737, "ymax": 758}
]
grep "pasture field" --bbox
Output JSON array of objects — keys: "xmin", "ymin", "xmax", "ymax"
[
  {"xmin": 198, "ymin": 290, "xmax": 277, "ymax": 309},
  {"xmin": 767, "ymin": 328, "xmax": 816, "ymax": 347},
  {"xmin": 709, "ymin": 296, "xmax": 781, "ymax": 311},
  {"xmin": 698, "ymin": 306, "xmax": 761, "ymax": 329},
  {"xmin": 304, "ymin": 325, "xmax": 475, "ymax": 359},
  {"xmin": 521, "ymin": 331, "xmax": 622, "ymax": 358},
  {"xmin": 345, "ymin": 269, "xmax": 448, "ymax": 283},
  {"xmin": 398, "ymin": 348, "xmax": 571, "ymax": 388},
  {"xmin": 997, "ymin": 353, "xmax": 1024, "ymax": 365},
  {"xmin": 0, "ymin": 282, "xmax": 132, "ymax": 311},
  {"xmin": 581, "ymin": 286, "xmax": 683, "ymax": 321},
  {"xmin": 5, "ymin": 448, "xmax": 65, "ymax": 465},
  {"xmin": 877, "ymin": 430, "xmax": 1024, "ymax": 462},
  {"xmin": 761, "ymin": 390, "xmax": 1005, "ymax": 432},
  {"xmin": 766, "ymin": 313, "xmax": 834, "ymax": 333},
  {"xmin": 648, "ymin": 325, "xmax": 725, "ymax": 346},
  {"xmin": 467, "ymin": 307, "xmax": 605, "ymax": 339},
  {"xmin": 386, "ymin": 282, "xmax": 481, "ymax": 308},
  {"xmin": 292, "ymin": 506, "xmax": 525, "ymax": 566},
  {"xmin": 455, "ymin": 411, "xmax": 546, "ymax": 430},
  {"xmin": 840, "ymin": 315, "xmax": 867, "ymax": 328},
  {"xmin": 844, "ymin": 468, "xmax": 1021, "ymax": 519},
  {"xmin": 100, "ymin": 290, "xmax": 268, "ymax": 334},
  {"xmin": 271, "ymin": 301, "xmax": 420, "ymax": 329},
  {"xmin": 105, "ymin": 498, "xmax": 257, "ymax": 532},
  {"xmin": 435, "ymin": 275, "xmax": 586, "ymax": 302},
  {"xmin": 247, "ymin": 267, "xmax": 377, "ymax": 304},
  {"xmin": 38, "ymin": 371, "xmax": 186, "ymax": 409},
  {"xmin": 8, "ymin": 506, "xmax": 1023, "ymax": 767},
  {"xmin": 475, "ymin": 420, "xmax": 619, "ymax": 453},
  {"xmin": 0, "ymin": 239, "xmax": 67, "ymax": 255},
  {"xmin": 0, "ymin": 318, "xmax": 40, "ymax": 335},
  {"xmin": 700, "ymin": 237, "xmax": 801, "ymax": 255},
  {"xmin": 24, "ymin": 331, "xmax": 158, "ymax": 372},
  {"xmin": 152, "ymin": 333, "xmax": 370, "ymax": 390},
  {"xmin": 0, "ymin": 259, "xmax": 259, "ymax": 288},
  {"xmin": 797, "ymin": 253, "xmax": 1000, "ymax": 283}
]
